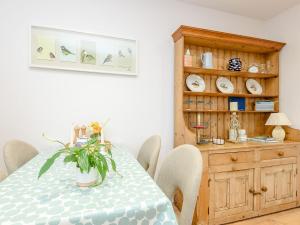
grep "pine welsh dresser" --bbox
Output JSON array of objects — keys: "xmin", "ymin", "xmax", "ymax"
[{"xmin": 172, "ymin": 25, "xmax": 300, "ymax": 225}]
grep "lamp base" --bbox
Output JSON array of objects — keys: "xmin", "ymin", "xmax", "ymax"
[{"xmin": 272, "ymin": 125, "xmax": 286, "ymax": 142}]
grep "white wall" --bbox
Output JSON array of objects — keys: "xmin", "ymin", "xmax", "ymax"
[
  {"xmin": 0, "ymin": 0, "xmax": 266, "ymax": 173},
  {"xmin": 264, "ymin": 4, "xmax": 300, "ymax": 130}
]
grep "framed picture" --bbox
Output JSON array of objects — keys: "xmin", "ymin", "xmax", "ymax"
[{"xmin": 30, "ymin": 26, "xmax": 138, "ymax": 76}]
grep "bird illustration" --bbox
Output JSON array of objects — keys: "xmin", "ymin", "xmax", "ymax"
[
  {"xmin": 118, "ymin": 50, "xmax": 125, "ymax": 58},
  {"xmin": 102, "ymin": 54, "xmax": 112, "ymax": 64},
  {"xmin": 192, "ymin": 81, "xmax": 200, "ymax": 87},
  {"xmin": 60, "ymin": 46, "xmax": 74, "ymax": 55},
  {"xmin": 85, "ymin": 54, "xmax": 95, "ymax": 61},
  {"xmin": 81, "ymin": 50, "xmax": 95, "ymax": 63},
  {"xmin": 36, "ymin": 46, "xmax": 43, "ymax": 53},
  {"xmin": 49, "ymin": 52, "xmax": 56, "ymax": 59},
  {"xmin": 81, "ymin": 50, "xmax": 87, "ymax": 62}
]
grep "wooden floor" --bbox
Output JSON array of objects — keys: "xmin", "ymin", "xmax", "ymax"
[{"xmin": 228, "ymin": 208, "xmax": 300, "ymax": 225}]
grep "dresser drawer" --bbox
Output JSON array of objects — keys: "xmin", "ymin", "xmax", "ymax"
[
  {"xmin": 209, "ymin": 151, "xmax": 254, "ymax": 166},
  {"xmin": 260, "ymin": 146, "xmax": 298, "ymax": 161}
]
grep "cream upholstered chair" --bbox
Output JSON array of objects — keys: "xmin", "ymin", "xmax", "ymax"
[
  {"xmin": 156, "ymin": 144, "xmax": 203, "ymax": 225},
  {"xmin": 137, "ymin": 135, "xmax": 161, "ymax": 178},
  {"xmin": 0, "ymin": 170, "xmax": 7, "ymax": 182},
  {"xmin": 3, "ymin": 140, "xmax": 38, "ymax": 175}
]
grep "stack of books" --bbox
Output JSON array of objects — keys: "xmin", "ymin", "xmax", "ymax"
[
  {"xmin": 248, "ymin": 136, "xmax": 278, "ymax": 143},
  {"xmin": 255, "ymin": 100, "xmax": 274, "ymax": 112}
]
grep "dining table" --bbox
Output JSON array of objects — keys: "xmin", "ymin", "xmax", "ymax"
[{"xmin": 0, "ymin": 146, "xmax": 178, "ymax": 225}]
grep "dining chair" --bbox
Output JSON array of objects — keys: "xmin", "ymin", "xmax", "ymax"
[
  {"xmin": 0, "ymin": 170, "xmax": 6, "ymax": 182},
  {"xmin": 3, "ymin": 140, "xmax": 38, "ymax": 175},
  {"xmin": 156, "ymin": 144, "xmax": 203, "ymax": 225},
  {"xmin": 137, "ymin": 135, "xmax": 161, "ymax": 178}
]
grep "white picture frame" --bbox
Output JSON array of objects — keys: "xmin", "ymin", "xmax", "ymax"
[{"xmin": 30, "ymin": 26, "xmax": 138, "ymax": 76}]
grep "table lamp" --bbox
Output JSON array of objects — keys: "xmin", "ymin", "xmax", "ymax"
[{"xmin": 265, "ymin": 113, "xmax": 291, "ymax": 141}]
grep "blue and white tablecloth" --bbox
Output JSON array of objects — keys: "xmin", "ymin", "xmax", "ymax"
[{"xmin": 0, "ymin": 147, "xmax": 177, "ymax": 225}]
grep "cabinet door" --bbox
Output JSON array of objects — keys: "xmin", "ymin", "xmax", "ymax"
[
  {"xmin": 210, "ymin": 169, "xmax": 254, "ymax": 219},
  {"xmin": 260, "ymin": 164, "xmax": 297, "ymax": 209}
]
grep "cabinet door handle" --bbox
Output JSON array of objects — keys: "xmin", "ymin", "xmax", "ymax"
[
  {"xmin": 278, "ymin": 151, "xmax": 284, "ymax": 157},
  {"xmin": 261, "ymin": 186, "xmax": 268, "ymax": 192},
  {"xmin": 231, "ymin": 156, "xmax": 238, "ymax": 162},
  {"xmin": 249, "ymin": 188, "xmax": 262, "ymax": 195}
]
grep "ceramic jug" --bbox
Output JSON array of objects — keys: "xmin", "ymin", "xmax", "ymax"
[{"xmin": 201, "ymin": 52, "xmax": 213, "ymax": 69}]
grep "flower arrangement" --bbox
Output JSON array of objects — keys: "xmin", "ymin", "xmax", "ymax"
[
  {"xmin": 90, "ymin": 121, "xmax": 101, "ymax": 138},
  {"xmin": 38, "ymin": 122, "xmax": 117, "ymax": 187}
]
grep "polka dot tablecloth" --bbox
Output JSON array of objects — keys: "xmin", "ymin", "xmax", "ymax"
[{"xmin": 0, "ymin": 147, "xmax": 178, "ymax": 225}]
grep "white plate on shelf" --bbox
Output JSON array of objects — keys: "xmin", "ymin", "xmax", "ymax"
[
  {"xmin": 216, "ymin": 77, "xmax": 234, "ymax": 93},
  {"xmin": 186, "ymin": 74, "xmax": 205, "ymax": 92},
  {"xmin": 246, "ymin": 79, "xmax": 262, "ymax": 95}
]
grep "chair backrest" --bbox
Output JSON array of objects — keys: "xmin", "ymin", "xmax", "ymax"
[
  {"xmin": 3, "ymin": 140, "xmax": 38, "ymax": 175},
  {"xmin": 156, "ymin": 144, "xmax": 203, "ymax": 225},
  {"xmin": 0, "ymin": 170, "xmax": 6, "ymax": 182},
  {"xmin": 137, "ymin": 135, "xmax": 161, "ymax": 178}
]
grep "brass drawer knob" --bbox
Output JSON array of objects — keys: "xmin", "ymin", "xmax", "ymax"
[
  {"xmin": 249, "ymin": 188, "xmax": 254, "ymax": 194},
  {"xmin": 278, "ymin": 151, "xmax": 284, "ymax": 157},
  {"xmin": 249, "ymin": 188, "xmax": 262, "ymax": 195},
  {"xmin": 261, "ymin": 186, "xmax": 268, "ymax": 192},
  {"xmin": 231, "ymin": 156, "xmax": 238, "ymax": 162}
]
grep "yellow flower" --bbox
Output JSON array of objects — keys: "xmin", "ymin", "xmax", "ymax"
[{"xmin": 90, "ymin": 122, "xmax": 101, "ymax": 134}]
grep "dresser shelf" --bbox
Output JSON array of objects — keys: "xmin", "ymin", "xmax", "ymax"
[
  {"xmin": 184, "ymin": 67, "xmax": 278, "ymax": 78},
  {"xmin": 184, "ymin": 91, "xmax": 278, "ymax": 98}
]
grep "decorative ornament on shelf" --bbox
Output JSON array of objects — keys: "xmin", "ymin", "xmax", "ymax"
[
  {"xmin": 237, "ymin": 129, "xmax": 247, "ymax": 142},
  {"xmin": 201, "ymin": 52, "xmax": 213, "ymax": 69},
  {"xmin": 265, "ymin": 113, "xmax": 291, "ymax": 142},
  {"xmin": 259, "ymin": 63, "xmax": 267, "ymax": 74},
  {"xmin": 212, "ymin": 138, "xmax": 225, "ymax": 145},
  {"xmin": 248, "ymin": 64, "xmax": 259, "ymax": 73},
  {"xmin": 229, "ymin": 104, "xmax": 241, "ymax": 142},
  {"xmin": 228, "ymin": 57, "xmax": 242, "ymax": 71},
  {"xmin": 184, "ymin": 48, "xmax": 192, "ymax": 67},
  {"xmin": 38, "ymin": 121, "xmax": 117, "ymax": 187},
  {"xmin": 194, "ymin": 113, "xmax": 209, "ymax": 144}
]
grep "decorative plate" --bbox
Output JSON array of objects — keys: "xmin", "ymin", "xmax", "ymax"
[
  {"xmin": 216, "ymin": 77, "xmax": 234, "ymax": 93},
  {"xmin": 246, "ymin": 79, "xmax": 262, "ymax": 95},
  {"xmin": 186, "ymin": 74, "xmax": 205, "ymax": 92}
]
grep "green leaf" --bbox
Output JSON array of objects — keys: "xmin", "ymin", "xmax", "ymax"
[
  {"xmin": 99, "ymin": 153, "xmax": 108, "ymax": 170},
  {"xmin": 69, "ymin": 146, "xmax": 80, "ymax": 153},
  {"xmin": 101, "ymin": 156, "xmax": 109, "ymax": 181},
  {"xmin": 77, "ymin": 150, "xmax": 89, "ymax": 172},
  {"xmin": 110, "ymin": 158, "xmax": 116, "ymax": 172},
  {"xmin": 38, "ymin": 151, "xmax": 62, "ymax": 179},
  {"xmin": 63, "ymin": 155, "xmax": 77, "ymax": 163},
  {"xmin": 95, "ymin": 152, "xmax": 110, "ymax": 183},
  {"xmin": 96, "ymin": 160, "xmax": 106, "ymax": 182},
  {"xmin": 86, "ymin": 137, "xmax": 98, "ymax": 145},
  {"xmin": 42, "ymin": 133, "xmax": 69, "ymax": 148}
]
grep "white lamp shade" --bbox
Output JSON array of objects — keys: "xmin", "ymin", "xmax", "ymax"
[{"xmin": 265, "ymin": 113, "xmax": 292, "ymax": 126}]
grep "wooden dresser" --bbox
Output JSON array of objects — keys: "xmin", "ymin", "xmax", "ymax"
[
  {"xmin": 172, "ymin": 26, "xmax": 300, "ymax": 224},
  {"xmin": 193, "ymin": 140, "xmax": 300, "ymax": 225}
]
